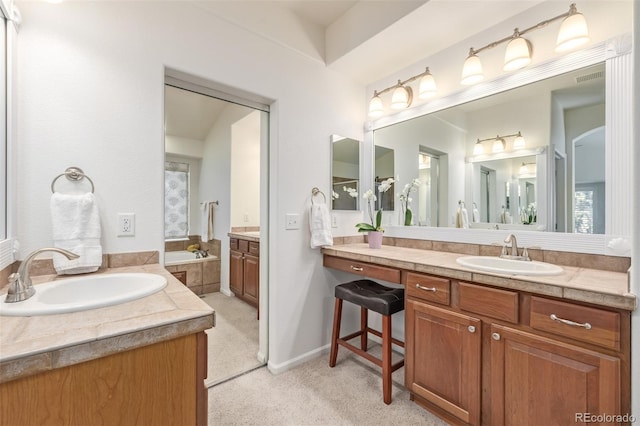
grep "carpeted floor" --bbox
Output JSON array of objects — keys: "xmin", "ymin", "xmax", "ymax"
[
  {"xmin": 201, "ymin": 292, "xmax": 262, "ymax": 387},
  {"xmin": 207, "ymin": 343, "xmax": 450, "ymax": 425}
]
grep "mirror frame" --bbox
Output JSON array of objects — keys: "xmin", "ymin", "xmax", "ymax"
[{"xmin": 364, "ymin": 36, "xmax": 632, "ymax": 256}]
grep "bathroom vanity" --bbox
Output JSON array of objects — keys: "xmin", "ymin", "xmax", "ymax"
[
  {"xmin": 228, "ymin": 231, "xmax": 260, "ymax": 314},
  {"xmin": 323, "ymin": 242, "xmax": 634, "ymax": 426},
  {"xmin": 0, "ymin": 264, "xmax": 214, "ymax": 425}
]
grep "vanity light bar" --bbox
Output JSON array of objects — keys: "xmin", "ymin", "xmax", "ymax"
[
  {"xmin": 462, "ymin": 3, "xmax": 589, "ymax": 85},
  {"xmin": 474, "ymin": 132, "xmax": 526, "ymax": 155},
  {"xmin": 368, "ymin": 67, "xmax": 437, "ymax": 117}
]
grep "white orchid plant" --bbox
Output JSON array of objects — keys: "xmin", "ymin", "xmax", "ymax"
[
  {"xmin": 398, "ymin": 178, "xmax": 420, "ymax": 226},
  {"xmin": 355, "ymin": 178, "xmax": 395, "ymax": 232}
]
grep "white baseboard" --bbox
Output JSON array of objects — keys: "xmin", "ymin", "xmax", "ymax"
[{"xmin": 267, "ymin": 344, "xmax": 331, "ymax": 375}]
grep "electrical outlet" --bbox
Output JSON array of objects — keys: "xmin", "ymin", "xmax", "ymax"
[
  {"xmin": 243, "ymin": 213, "xmax": 249, "ymax": 222},
  {"xmin": 118, "ymin": 213, "xmax": 135, "ymax": 237},
  {"xmin": 331, "ymin": 214, "xmax": 338, "ymax": 228},
  {"xmin": 285, "ymin": 213, "xmax": 300, "ymax": 230}
]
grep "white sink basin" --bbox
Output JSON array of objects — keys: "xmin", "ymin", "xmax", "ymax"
[
  {"xmin": 0, "ymin": 273, "xmax": 167, "ymax": 316},
  {"xmin": 456, "ymin": 256, "xmax": 563, "ymax": 276}
]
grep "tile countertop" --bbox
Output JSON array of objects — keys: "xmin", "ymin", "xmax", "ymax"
[
  {"xmin": 228, "ymin": 231, "xmax": 260, "ymax": 242},
  {"xmin": 0, "ymin": 264, "xmax": 215, "ymax": 384},
  {"xmin": 322, "ymin": 244, "xmax": 636, "ymax": 311}
]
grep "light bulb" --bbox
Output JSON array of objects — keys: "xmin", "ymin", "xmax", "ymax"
[
  {"xmin": 418, "ymin": 68, "xmax": 437, "ymax": 99},
  {"xmin": 368, "ymin": 92, "xmax": 384, "ymax": 118},
  {"xmin": 513, "ymin": 132, "xmax": 526, "ymax": 150},
  {"xmin": 492, "ymin": 138, "xmax": 505, "ymax": 153},
  {"xmin": 391, "ymin": 81, "xmax": 412, "ymax": 109},
  {"xmin": 504, "ymin": 35, "xmax": 531, "ymax": 71},
  {"xmin": 473, "ymin": 140, "xmax": 484, "ymax": 155},
  {"xmin": 461, "ymin": 49, "xmax": 483, "ymax": 85},
  {"xmin": 556, "ymin": 7, "xmax": 589, "ymax": 52}
]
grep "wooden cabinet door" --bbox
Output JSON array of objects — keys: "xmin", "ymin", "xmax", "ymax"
[
  {"xmin": 229, "ymin": 250, "xmax": 244, "ymax": 296},
  {"xmin": 406, "ymin": 299, "xmax": 482, "ymax": 425},
  {"xmin": 490, "ymin": 324, "xmax": 621, "ymax": 426},
  {"xmin": 243, "ymin": 253, "xmax": 259, "ymax": 306}
]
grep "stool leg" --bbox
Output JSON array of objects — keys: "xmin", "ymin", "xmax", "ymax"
[
  {"xmin": 329, "ymin": 298, "xmax": 343, "ymax": 367},
  {"xmin": 360, "ymin": 307, "xmax": 368, "ymax": 351},
  {"xmin": 382, "ymin": 314, "xmax": 392, "ymax": 404}
]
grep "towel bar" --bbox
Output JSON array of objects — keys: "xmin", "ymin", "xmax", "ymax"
[
  {"xmin": 311, "ymin": 187, "xmax": 326, "ymax": 205},
  {"xmin": 51, "ymin": 167, "xmax": 95, "ymax": 194}
]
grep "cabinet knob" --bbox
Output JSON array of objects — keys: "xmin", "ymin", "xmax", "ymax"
[
  {"xmin": 468, "ymin": 326, "xmax": 476, "ymax": 333},
  {"xmin": 492, "ymin": 332, "xmax": 501, "ymax": 341}
]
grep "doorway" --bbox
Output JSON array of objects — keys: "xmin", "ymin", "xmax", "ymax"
[{"xmin": 163, "ymin": 71, "xmax": 269, "ymax": 386}]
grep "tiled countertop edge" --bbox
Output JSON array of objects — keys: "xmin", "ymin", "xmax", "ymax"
[
  {"xmin": 322, "ymin": 245, "xmax": 636, "ymax": 311},
  {"xmin": 0, "ymin": 315, "xmax": 213, "ymax": 384}
]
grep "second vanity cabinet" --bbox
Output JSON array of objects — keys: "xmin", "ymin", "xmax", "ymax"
[
  {"xmin": 407, "ymin": 272, "xmax": 629, "ymax": 426},
  {"xmin": 229, "ymin": 237, "xmax": 259, "ymax": 310},
  {"xmin": 324, "ymin": 254, "xmax": 631, "ymax": 426}
]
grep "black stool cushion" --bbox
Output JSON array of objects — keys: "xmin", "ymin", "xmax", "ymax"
[{"xmin": 335, "ymin": 279, "xmax": 404, "ymax": 316}]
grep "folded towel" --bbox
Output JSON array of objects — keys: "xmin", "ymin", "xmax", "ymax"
[
  {"xmin": 309, "ymin": 203, "xmax": 333, "ymax": 248},
  {"xmin": 461, "ymin": 207, "xmax": 469, "ymax": 229},
  {"xmin": 472, "ymin": 207, "xmax": 480, "ymax": 223},
  {"xmin": 201, "ymin": 202, "xmax": 215, "ymax": 242},
  {"xmin": 50, "ymin": 192, "xmax": 102, "ymax": 274}
]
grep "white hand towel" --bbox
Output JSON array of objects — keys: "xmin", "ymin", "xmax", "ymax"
[
  {"xmin": 472, "ymin": 207, "xmax": 480, "ymax": 223},
  {"xmin": 309, "ymin": 203, "xmax": 333, "ymax": 248},
  {"xmin": 50, "ymin": 192, "xmax": 102, "ymax": 274},
  {"xmin": 201, "ymin": 202, "xmax": 215, "ymax": 242},
  {"xmin": 461, "ymin": 207, "xmax": 470, "ymax": 229}
]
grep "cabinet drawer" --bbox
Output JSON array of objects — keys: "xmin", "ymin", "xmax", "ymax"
[
  {"xmin": 238, "ymin": 239, "xmax": 249, "ymax": 253},
  {"xmin": 323, "ymin": 255, "xmax": 401, "ymax": 284},
  {"xmin": 249, "ymin": 241, "xmax": 260, "ymax": 256},
  {"xmin": 530, "ymin": 297, "xmax": 620, "ymax": 351},
  {"xmin": 230, "ymin": 238, "xmax": 239, "ymax": 250},
  {"xmin": 459, "ymin": 282, "xmax": 519, "ymax": 323},
  {"xmin": 405, "ymin": 272, "xmax": 450, "ymax": 306}
]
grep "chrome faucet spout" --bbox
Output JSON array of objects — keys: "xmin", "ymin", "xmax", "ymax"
[
  {"xmin": 503, "ymin": 234, "xmax": 519, "ymax": 257},
  {"xmin": 5, "ymin": 248, "xmax": 79, "ymax": 303}
]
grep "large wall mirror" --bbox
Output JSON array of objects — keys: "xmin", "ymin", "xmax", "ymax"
[
  {"xmin": 331, "ymin": 134, "xmax": 360, "ymax": 211},
  {"xmin": 373, "ymin": 61, "xmax": 606, "ymax": 234}
]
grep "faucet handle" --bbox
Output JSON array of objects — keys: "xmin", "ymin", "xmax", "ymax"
[
  {"xmin": 500, "ymin": 245, "xmax": 508, "ymax": 257},
  {"xmin": 522, "ymin": 247, "xmax": 530, "ymax": 261}
]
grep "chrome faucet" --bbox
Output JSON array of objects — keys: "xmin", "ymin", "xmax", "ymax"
[
  {"xmin": 503, "ymin": 234, "xmax": 519, "ymax": 256},
  {"xmin": 4, "ymin": 248, "xmax": 79, "ymax": 303},
  {"xmin": 500, "ymin": 234, "xmax": 530, "ymax": 261}
]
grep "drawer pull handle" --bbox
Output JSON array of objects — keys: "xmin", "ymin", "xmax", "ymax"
[
  {"xmin": 416, "ymin": 284, "xmax": 437, "ymax": 292},
  {"xmin": 550, "ymin": 314, "xmax": 592, "ymax": 330},
  {"xmin": 350, "ymin": 266, "xmax": 364, "ymax": 272}
]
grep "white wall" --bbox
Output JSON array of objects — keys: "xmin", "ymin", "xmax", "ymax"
[
  {"xmin": 15, "ymin": 1, "xmax": 365, "ymax": 370},
  {"xmin": 230, "ymin": 110, "xmax": 261, "ymax": 228}
]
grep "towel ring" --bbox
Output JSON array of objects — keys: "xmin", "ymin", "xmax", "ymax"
[
  {"xmin": 51, "ymin": 166, "xmax": 95, "ymax": 194},
  {"xmin": 311, "ymin": 187, "xmax": 326, "ymax": 205}
]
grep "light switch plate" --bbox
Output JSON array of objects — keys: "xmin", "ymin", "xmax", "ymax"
[{"xmin": 285, "ymin": 213, "xmax": 300, "ymax": 230}]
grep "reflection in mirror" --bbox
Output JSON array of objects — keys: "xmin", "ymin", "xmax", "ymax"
[
  {"xmin": 471, "ymin": 154, "xmax": 538, "ymax": 228},
  {"xmin": 373, "ymin": 62, "xmax": 605, "ymax": 233},
  {"xmin": 374, "ymin": 145, "xmax": 394, "ymax": 211},
  {"xmin": 418, "ymin": 150, "xmax": 440, "ymax": 226},
  {"xmin": 331, "ymin": 135, "xmax": 360, "ymax": 211}
]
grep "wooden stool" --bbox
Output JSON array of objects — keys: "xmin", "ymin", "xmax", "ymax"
[{"xmin": 329, "ymin": 279, "xmax": 405, "ymax": 404}]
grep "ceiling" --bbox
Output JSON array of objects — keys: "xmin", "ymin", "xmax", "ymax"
[{"xmin": 167, "ymin": 0, "xmax": 548, "ymax": 140}]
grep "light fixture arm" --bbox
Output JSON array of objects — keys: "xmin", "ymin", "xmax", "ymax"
[{"xmin": 469, "ymin": 3, "xmax": 579, "ymax": 56}]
